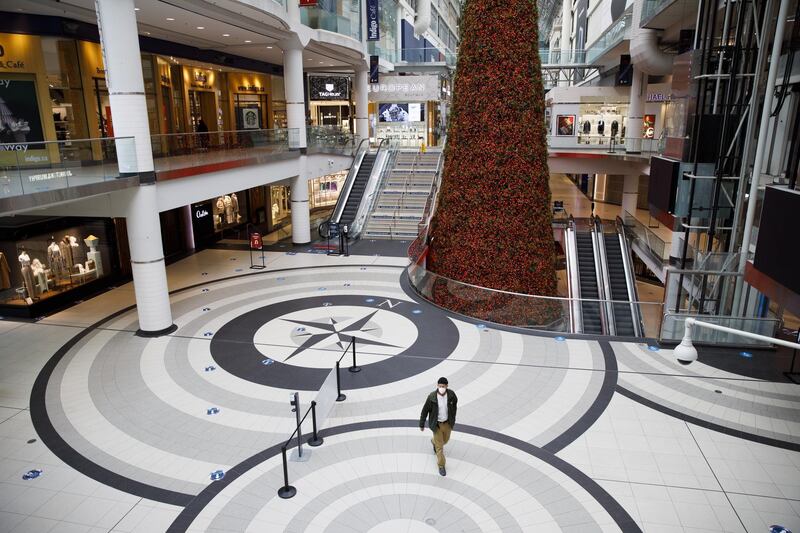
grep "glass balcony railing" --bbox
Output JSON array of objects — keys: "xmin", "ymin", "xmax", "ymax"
[
  {"xmin": 0, "ymin": 137, "xmax": 137, "ymax": 201},
  {"xmin": 547, "ymin": 135, "xmax": 663, "ymax": 154},
  {"xmin": 540, "ymin": 49, "xmax": 588, "ymax": 65},
  {"xmin": 642, "ymin": 0, "xmax": 676, "ymax": 26},
  {"xmin": 621, "ymin": 210, "xmax": 669, "ymax": 263},
  {"xmin": 585, "ymin": 10, "xmax": 633, "ymax": 64},
  {"xmin": 300, "ymin": 2, "xmax": 361, "ymax": 42},
  {"xmin": 376, "ymin": 47, "xmax": 457, "ymax": 67},
  {"xmin": 306, "ymin": 126, "xmax": 359, "ymax": 154},
  {"xmin": 150, "ymin": 128, "xmax": 300, "ymax": 180}
]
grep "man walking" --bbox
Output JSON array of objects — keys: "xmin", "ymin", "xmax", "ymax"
[{"xmin": 419, "ymin": 377, "xmax": 458, "ymax": 476}]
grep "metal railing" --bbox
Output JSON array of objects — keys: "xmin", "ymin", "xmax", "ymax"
[
  {"xmin": 1, "ymin": 137, "xmax": 137, "ymax": 200},
  {"xmin": 621, "ymin": 210, "xmax": 669, "ymax": 263},
  {"xmin": 374, "ymin": 47, "xmax": 457, "ymax": 67}
]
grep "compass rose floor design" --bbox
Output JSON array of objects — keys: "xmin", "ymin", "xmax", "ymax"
[{"xmin": 0, "ymin": 249, "xmax": 798, "ymax": 533}]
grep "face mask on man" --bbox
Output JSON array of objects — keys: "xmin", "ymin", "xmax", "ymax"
[{"xmin": 438, "ymin": 386, "xmax": 447, "ymax": 396}]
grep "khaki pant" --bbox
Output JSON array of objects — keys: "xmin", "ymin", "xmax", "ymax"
[{"xmin": 431, "ymin": 422, "xmax": 452, "ymax": 467}]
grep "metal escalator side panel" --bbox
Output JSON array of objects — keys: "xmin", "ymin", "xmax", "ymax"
[
  {"xmin": 348, "ymin": 149, "xmax": 393, "ymax": 238},
  {"xmin": 565, "ymin": 225, "xmax": 582, "ymax": 334},
  {"xmin": 329, "ymin": 144, "xmax": 369, "ymax": 226},
  {"xmin": 593, "ymin": 222, "xmax": 615, "ymax": 336},
  {"xmin": 617, "ymin": 227, "xmax": 646, "ymax": 338}
]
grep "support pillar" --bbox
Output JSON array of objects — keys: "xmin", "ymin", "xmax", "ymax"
[
  {"xmin": 291, "ymin": 173, "xmax": 311, "ymax": 244},
  {"xmin": 625, "ymin": 66, "xmax": 646, "ymax": 153},
  {"xmin": 622, "ymin": 174, "xmax": 640, "ymax": 216},
  {"xmin": 96, "ymin": 0, "xmax": 174, "ymax": 335},
  {"xmin": 355, "ymin": 69, "xmax": 370, "ymax": 141},
  {"xmin": 560, "ymin": 0, "xmax": 573, "ymax": 85},
  {"xmin": 283, "ymin": 44, "xmax": 307, "ymax": 151}
]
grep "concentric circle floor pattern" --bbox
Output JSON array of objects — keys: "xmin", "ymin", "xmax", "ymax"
[{"xmin": 21, "ymin": 259, "xmax": 800, "ymax": 533}]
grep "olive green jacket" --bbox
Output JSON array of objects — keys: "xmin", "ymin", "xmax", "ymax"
[{"xmin": 419, "ymin": 389, "xmax": 458, "ymax": 431}]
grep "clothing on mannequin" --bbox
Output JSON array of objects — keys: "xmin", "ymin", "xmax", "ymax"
[
  {"xmin": 18, "ymin": 251, "xmax": 35, "ymax": 299},
  {"xmin": 31, "ymin": 259, "xmax": 48, "ymax": 294},
  {"xmin": 60, "ymin": 236, "xmax": 74, "ymax": 272},
  {"xmin": 69, "ymin": 236, "xmax": 85, "ymax": 266},
  {"xmin": 223, "ymin": 195, "xmax": 234, "ymax": 224},
  {"xmin": 84, "ymin": 235, "xmax": 104, "ymax": 277},
  {"xmin": 231, "ymin": 193, "xmax": 240, "ymax": 223},
  {"xmin": 583, "ymin": 120, "xmax": 591, "ymax": 134},
  {"xmin": 611, "ymin": 120, "xmax": 619, "ymax": 137},
  {"xmin": 0, "ymin": 252, "xmax": 10, "ymax": 289},
  {"xmin": 597, "ymin": 120, "xmax": 605, "ymax": 135},
  {"xmin": 47, "ymin": 241, "xmax": 66, "ymax": 280}
]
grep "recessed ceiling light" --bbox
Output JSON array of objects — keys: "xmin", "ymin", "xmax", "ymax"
[
  {"xmin": 166, "ymin": 17, "xmax": 174, "ymax": 21},
  {"xmin": 266, "ymin": 46, "xmax": 273, "ymax": 49},
  {"xmin": 144, "ymin": 31, "xmax": 151, "ymax": 35},
  {"xmin": 196, "ymin": 26, "xmax": 205, "ymax": 30},
  {"xmin": 244, "ymin": 40, "xmax": 252, "ymax": 43},
  {"xmin": 134, "ymin": 7, "xmax": 140, "ymax": 11},
  {"xmin": 222, "ymin": 33, "xmax": 230, "ymax": 37}
]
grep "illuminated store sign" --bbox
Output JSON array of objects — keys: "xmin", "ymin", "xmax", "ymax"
[
  {"xmin": 646, "ymin": 92, "xmax": 672, "ymax": 102},
  {"xmin": 309, "ymin": 76, "xmax": 349, "ymax": 100},
  {"xmin": 368, "ymin": 75, "xmax": 439, "ymax": 102}
]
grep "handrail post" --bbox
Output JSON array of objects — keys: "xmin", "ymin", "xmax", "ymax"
[
  {"xmin": 308, "ymin": 401, "xmax": 323, "ymax": 447},
  {"xmin": 349, "ymin": 337, "xmax": 361, "ymax": 373},
  {"xmin": 335, "ymin": 360, "xmax": 347, "ymax": 401},
  {"xmin": 277, "ymin": 446, "xmax": 297, "ymax": 499}
]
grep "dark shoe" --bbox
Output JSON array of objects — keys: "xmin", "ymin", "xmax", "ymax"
[{"xmin": 439, "ymin": 466, "xmax": 446, "ymax": 476}]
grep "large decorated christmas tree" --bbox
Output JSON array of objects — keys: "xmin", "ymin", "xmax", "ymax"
[{"xmin": 427, "ymin": 0, "xmax": 557, "ymax": 312}]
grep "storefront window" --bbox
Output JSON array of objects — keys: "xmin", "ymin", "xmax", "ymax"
[
  {"xmin": 308, "ymin": 171, "xmax": 348, "ymax": 209},
  {"xmin": 41, "ymin": 37, "xmax": 90, "ymax": 153},
  {"xmin": 212, "ymin": 192, "xmax": 247, "ymax": 231},
  {"xmin": 270, "ymin": 186, "xmax": 291, "ymax": 226},
  {"xmin": 577, "ymin": 102, "xmax": 628, "ymax": 145},
  {"xmin": 375, "ymin": 102, "xmax": 428, "ymax": 147},
  {"xmin": 0, "ymin": 219, "xmax": 115, "ymax": 307}
]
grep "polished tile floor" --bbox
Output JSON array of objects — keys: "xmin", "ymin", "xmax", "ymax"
[{"xmin": 0, "ymin": 244, "xmax": 798, "ymax": 533}]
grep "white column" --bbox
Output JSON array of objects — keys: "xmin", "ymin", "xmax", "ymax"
[
  {"xmin": 125, "ymin": 186, "xmax": 174, "ymax": 333},
  {"xmin": 291, "ymin": 173, "xmax": 311, "ymax": 244},
  {"xmin": 355, "ymin": 69, "xmax": 370, "ymax": 141},
  {"xmin": 560, "ymin": 0, "xmax": 573, "ymax": 83},
  {"xmin": 283, "ymin": 44, "xmax": 307, "ymax": 150},
  {"xmin": 625, "ymin": 66, "xmax": 646, "ymax": 153},
  {"xmin": 96, "ymin": 0, "xmax": 173, "ymax": 334},
  {"xmin": 622, "ymin": 174, "xmax": 640, "ymax": 215}
]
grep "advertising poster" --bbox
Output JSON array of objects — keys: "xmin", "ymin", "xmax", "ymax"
[
  {"xmin": 557, "ymin": 115, "xmax": 575, "ymax": 136},
  {"xmin": 309, "ymin": 75, "xmax": 349, "ymax": 101},
  {"xmin": 0, "ymin": 78, "xmax": 48, "ymax": 166},
  {"xmin": 241, "ymin": 108, "xmax": 260, "ymax": 129},
  {"xmin": 370, "ymin": 55, "xmax": 380, "ymax": 84},
  {"xmin": 379, "ymin": 103, "xmax": 410, "ymax": 122},
  {"xmin": 366, "ymin": 0, "xmax": 380, "ymax": 41},
  {"xmin": 643, "ymin": 114, "xmax": 656, "ymax": 139}
]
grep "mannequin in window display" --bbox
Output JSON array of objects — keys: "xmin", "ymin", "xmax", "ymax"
[
  {"xmin": 47, "ymin": 240, "xmax": 66, "ymax": 280},
  {"xmin": 18, "ymin": 249, "xmax": 35, "ymax": 299},
  {"xmin": 611, "ymin": 120, "xmax": 619, "ymax": 138},
  {"xmin": 223, "ymin": 195, "xmax": 234, "ymax": 224},
  {"xmin": 231, "ymin": 193, "xmax": 241, "ymax": 223},
  {"xmin": 0, "ymin": 251, "xmax": 11, "ymax": 290},
  {"xmin": 84, "ymin": 235, "xmax": 103, "ymax": 277},
  {"xmin": 582, "ymin": 120, "xmax": 591, "ymax": 134},
  {"xmin": 60, "ymin": 236, "xmax": 74, "ymax": 273},
  {"xmin": 31, "ymin": 259, "xmax": 48, "ymax": 295},
  {"xmin": 597, "ymin": 119, "xmax": 605, "ymax": 136},
  {"xmin": 69, "ymin": 235, "xmax": 85, "ymax": 265}
]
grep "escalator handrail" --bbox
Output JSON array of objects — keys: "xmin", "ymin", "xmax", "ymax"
[
  {"xmin": 616, "ymin": 216, "xmax": 647, "ymax": 337},
  {"xmin": 592, "ymin": 216, "xmax": 614, "ymax": 336},
  {"xmin": 564, "ymin": 220, "xmax": 582, "ymax": 333}
]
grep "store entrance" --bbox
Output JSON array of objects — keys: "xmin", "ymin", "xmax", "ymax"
[
  {"xmin": 188, "ymin": 90, "xmax": 216, "ymax": 132},
  {"xmin": 234, "ymin": 94, "xmax": 267, "ymax": 130}
]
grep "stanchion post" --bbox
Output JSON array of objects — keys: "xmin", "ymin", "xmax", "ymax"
[
  {"xmin": 349, "ymin": 337, "xmax": 361, "ymax": 373},
  {"xmin": 308, "ymin": 401, "xmax": 323, "ymax": 447},
  {"xmin": 335, "ymin": 361, "xmax": 346, "ymax": 401},
  {"xmin": 277, "ymin": 446, "xmax": 296, "ymax": 499}
]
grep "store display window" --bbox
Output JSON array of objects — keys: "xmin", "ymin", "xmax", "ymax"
[
  {"xmin": 576, "ymin": 103, "xmax": 627, "ymax": 145},
  {"xmin": 0, "ymin": 219, "xmax": 115, "ymax": 308},
  {"xmin": 309, "ymin": 171, "xmax": 348, "ymax": 209},
  {"xmin": 270, "ymin": 186, "xmax": 291, "ymax": 226},
  {"xmin": 212, "ymin": 192, "xmax": 247, "ymax": 231},
  {"xmin": 375, "ymin": 102, "xmax": 427, "ymax": 147}
]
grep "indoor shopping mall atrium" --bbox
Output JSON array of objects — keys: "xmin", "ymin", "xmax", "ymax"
[{"xmin": 0, "ymin": 0, "xmax": 799, "ymax": 531}]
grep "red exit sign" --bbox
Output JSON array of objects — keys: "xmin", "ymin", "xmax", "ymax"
[{"xmin": 299, "ymin": 0, "xmax": 318, "ymax": 6}]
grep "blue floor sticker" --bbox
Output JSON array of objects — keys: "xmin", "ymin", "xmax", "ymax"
[
  {"xmin": 22, "ymin": 469, "xmax": 42, "ymax": 480},
  {"xmin": 647, "ymin": 345, "xmax": 660, "ymax": 352},
  {"xmin": 203, "ymin": 332, "xmax": 214, "ymax": 337},
  {"xmin": 740, "ymin": 351, "xmax": 754, "ymax": 358},
  {"xmin": 202, "ymin": 289, "xmax": 209, "ymax": 293},
  {"xmin": 412, "ymin": 309, "xmax": 422, "ymax": 315},
  {"xmin": 202, "ymin": 308, "xmax": 211, "ymax": 312},
  {"xmin": 555, "ymin": 336, "xmax": 566, "ymax": 342},
  {"xmin": 206, "ymin": 407, "xmax": 220, "ymax": 415},
  {"xmin": 262, "ymin": 358, "xmax": 275, "ymax": 366},
  {"xmin": 204, "ymin": 366, "xmax": 216, "ymax": 372},
  {"xmin": 210, "ymin": 470, "xmax": 225, "ymax": 481}
]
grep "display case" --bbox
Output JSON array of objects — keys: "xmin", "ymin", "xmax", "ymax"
[
  {"xmin": 212, "ymin": 192, "xmax": 247, "ymax": 231},
  {"xmin": 0, "ymin": 217, "xmax": 120, "ymax": 317}
]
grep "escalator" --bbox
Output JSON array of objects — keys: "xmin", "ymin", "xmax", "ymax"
[
  {"xmin": 340, "ymin": 152, "xmax": 377, "ymax": 227},
  {"xmin": 603, "ymin": 232, "xmax": 637, "ymax": 336},
  {"xmin": 575, "ymin": 231, "xmax": 604, "ymax": 334}
]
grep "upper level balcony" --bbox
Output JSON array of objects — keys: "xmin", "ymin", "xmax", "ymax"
[
  {"xmin": 585, "ymin": 10, "xmax": 633, "ymax": 66},
  {"xmin": 641, "ymin": 0, "xmax": 698, "ymax": 31},
  {"xmin": 300, "ymin": 0, "xmax": 361, "ymax": 42}
]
